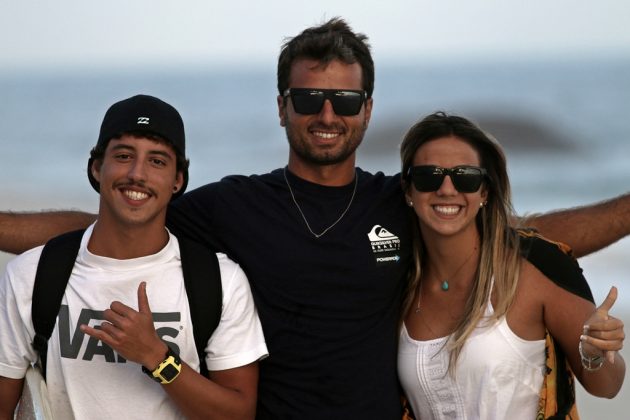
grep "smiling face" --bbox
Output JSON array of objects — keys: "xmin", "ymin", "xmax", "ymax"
[
  {"xmin": 91, "ymin": 134, "xmax": 183, "ymax": 231},
  {"xmin": 406, "ymin": 135, "xmax": 488, "ymax": 240},
  {"xmin": 278, "ymin": 58, "xmax": 373, "ymax": 176}
]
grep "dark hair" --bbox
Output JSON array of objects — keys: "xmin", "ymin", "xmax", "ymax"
[
  {"xmin": 277, "ymin": 17, "xmax": 375, "ymax": 97},
  {"xmin": 90, "ymin": 131, "xmax": 190, "ymax": 176}
]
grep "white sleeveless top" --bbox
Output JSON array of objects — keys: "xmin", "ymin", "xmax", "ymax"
[{"xmin": 398, "ymin": 303, "xmax": 545, "ymax": 420}]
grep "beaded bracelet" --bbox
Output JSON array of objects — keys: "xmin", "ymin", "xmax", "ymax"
[{"xmin": 579, "ymin": 340, "xmax": 604, "ymax": 372}]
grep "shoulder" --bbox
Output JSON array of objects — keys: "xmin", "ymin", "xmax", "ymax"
[
  {"xmin": 1, "ymin": 248, "xmax": 40, "ymax": 313},
  {"xmin": 516, "ymin": 256, "xmax": 593, "ymax": 326},
  {"xmin": 215, "ymin": 252, "xmax": 251, "ymax": 297},
  {"xmin": 518, "ymin": 257, "xmax": 553, "ymax": 290},
  {"xmin": 4, "ymin": 245, "xmax": 44, "ymax": 285},
  {"xmin": 518, "ymin": 229, "xmax": 594, "ymax": 303},
  {"xmin": 356, "ymin": 168, "xmax": 400, "ymax": 186},
  {"xmin": 356, "ymin": 168, "xmax": 403, "ymax": 198},
  {"xmin": 218, "ymin": 170, "xmax": 285, "ymax": 192},
  {"xmin": 221, "ymin": 169, "xmax": 283, "ymax": 184},
  {"xmin": 173, "ymin": 170, "xmax": 284, "ymax": 204},
  {"xmin": 216, "ymin": 252, "xmax": 244, "ymax": 277}
]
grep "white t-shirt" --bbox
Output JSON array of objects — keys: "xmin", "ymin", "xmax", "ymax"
[
  {"xmin": 0, "ymin": 224, "xmax": 268, "ymax": 419},
  {"xmin": 398, "ymin": 303, "xmax": 545, "ymax": 420}
]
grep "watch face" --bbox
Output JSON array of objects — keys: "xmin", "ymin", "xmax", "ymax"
[{"xmin": 161, "ymin": 363, "xmax": 180, "ymax": 381}]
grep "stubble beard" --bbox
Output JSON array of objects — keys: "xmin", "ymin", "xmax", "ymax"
[{"xmin": 284, "ymin": 120, "xmax": 367, "ymax": 166}]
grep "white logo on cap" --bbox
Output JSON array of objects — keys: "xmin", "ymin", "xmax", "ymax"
[{"xmin": 137, "ymin": 117, "xmax": 150, "ymax": 124}]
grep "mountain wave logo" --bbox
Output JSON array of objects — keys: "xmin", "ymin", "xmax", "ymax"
[{"xmin": 368, "ymin": 225, "xmax": 397, "ymax": 242}]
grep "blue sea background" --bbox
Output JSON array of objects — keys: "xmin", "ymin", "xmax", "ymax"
[{"xmin": 1, "ymin": 57, "xmax": 629, "ymax": 414}]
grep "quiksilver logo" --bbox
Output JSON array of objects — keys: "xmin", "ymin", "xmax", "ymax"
[
  {"xmin": 367, "ymin": 225, "xmax": 401, "ymax": 266},
  {"xmin": 137, "ymin": 117, "xmax": 150, "ymax": 125},
  {"xmin": 367, "ymin": 225, "xmax": 397, "ymax": 242}
]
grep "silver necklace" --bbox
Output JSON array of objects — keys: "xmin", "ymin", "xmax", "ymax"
[
  {"xmin": 435, "ymin": 247, "xmax": 478, "ymax": 292},
  {"xmin": 283, "ymin": 167, "xmax": 358, "ymax": 239},
  {"xmin": 415, "ymin": 247, "xmax": 478, "ymax": 313}
]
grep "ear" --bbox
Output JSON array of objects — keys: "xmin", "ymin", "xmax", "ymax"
[
  {"xmin": 91, "ymin": 159, "xmax": 102, "ymax": 183},
  {"xmin": 404, "ymin": 191, "xmax": 413, "ymax": 206},
  {"xmin": 173, "ymin": 171, "xmax": 184, "ymax": 193},
  {"xmin": 363, "ymin": 97, "xmax": 374, "ymax": 128},
  {"xmin": 277, "ymin": 95, "xmax": 286, "ymax": 127},
  {"xmin": 480, "ymin": 187, "xmax": 489, "ymax": 206}
]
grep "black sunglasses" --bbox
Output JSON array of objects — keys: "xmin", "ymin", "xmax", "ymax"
[
  {"xmin": 283, "ymin": 88, "xmax": 367, "ymax": 116},
  {"xmin": 408, "ymin": 165, "xmax": 487, "ymax": 193}
]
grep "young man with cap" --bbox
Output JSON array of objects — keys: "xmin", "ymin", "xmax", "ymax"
[{"xmin": 0, "ymin": 95, "xmax": 268, "ymax": 419}]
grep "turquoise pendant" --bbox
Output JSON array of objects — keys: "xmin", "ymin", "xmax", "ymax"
[{"xmin": 441, "ymin": 280, "xmax": 449, "ymax": 291}]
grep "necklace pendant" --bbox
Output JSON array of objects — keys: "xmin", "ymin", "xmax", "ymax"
[{"xmin": 441, "ymin": 280, "xmax": 449, "ymax": 291}]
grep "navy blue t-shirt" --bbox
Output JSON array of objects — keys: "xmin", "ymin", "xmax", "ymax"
[{"xmin": 167, "ymin": 168, "xmax": 412, "ymax": 419}]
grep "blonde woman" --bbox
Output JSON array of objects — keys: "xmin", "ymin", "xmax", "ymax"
[{"xmin": 398, "ymin": 112, "xmax": 625, "ymax": 419}]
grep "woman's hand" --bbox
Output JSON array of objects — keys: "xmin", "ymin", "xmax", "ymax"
[{"xmin": 581, "ymin": 286, "xmax": 625, "ymax": 364}]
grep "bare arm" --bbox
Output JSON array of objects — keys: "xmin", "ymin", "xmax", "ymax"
[
  {"xmin": 525, "ymin": 193, "xmax": 630, "ymax": 258},
  {"xmin": 163, "ymin": 362, "xmax": 258, "ymax": 420},
  {"xmin": 544, "ymin": 281, "xmax": 625, "ymax": 398},
  {"xmin": 0, "ymin": 376, "xmax": 23, "ymax": 420},
  {"xmin": 0, "ymin": 211, "xmax": 96, "ymax": 254},
  {"xmin": 80, "ymin": 282, "xmax": 259, "ymax": 419}
]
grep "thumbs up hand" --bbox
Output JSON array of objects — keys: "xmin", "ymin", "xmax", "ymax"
[{"xmin": 581, "ymin": 286, "xmax": 625, "ymax": 364}]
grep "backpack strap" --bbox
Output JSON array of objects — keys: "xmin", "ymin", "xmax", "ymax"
[
  {"xmin": 32, "ymin": 229, "xmax": 85, "ymax": 379},
  {"xmin": 31, "ymin": 229, "xmax": 222, "ymax": 381},
  {"xmin": 177, "ymin": 235, "xmax": 223, "ymax": 378}
]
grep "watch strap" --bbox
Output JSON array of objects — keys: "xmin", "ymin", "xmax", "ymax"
[{"xmin": 142, "ymin": 346, "xmax": 182, "ymax": 384}]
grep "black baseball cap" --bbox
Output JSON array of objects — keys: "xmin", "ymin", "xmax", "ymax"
[{"xmin": 87, "ymin": 94, "xmax": 188, "ymax": 199}]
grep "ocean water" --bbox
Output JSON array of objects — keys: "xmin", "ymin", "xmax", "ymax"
[
  {"xmin": 2, "ymin": 57, "xmax": 629, "ymax": 281},
  {"xmin": 1, "ymin": 57, "xmax": 629, "ymax": 415}
]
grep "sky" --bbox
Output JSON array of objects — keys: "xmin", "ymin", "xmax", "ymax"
[{"xmin": 1, "ymin": 0, "xmax": 629, "ymax": 72}]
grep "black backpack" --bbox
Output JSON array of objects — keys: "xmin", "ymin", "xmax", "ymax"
[{"xmin": 30, "ymin": 229, "xmax": 222, "ymax": 379}]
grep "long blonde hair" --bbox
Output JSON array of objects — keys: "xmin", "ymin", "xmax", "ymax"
[{"xmin": 400, "ymin": 112, "xmax": 522, "ymax": 373}]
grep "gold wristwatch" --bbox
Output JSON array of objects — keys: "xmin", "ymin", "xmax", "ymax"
[{"xmin": 142, "ymin": 346, "xmax": 182, "ymax": 384}]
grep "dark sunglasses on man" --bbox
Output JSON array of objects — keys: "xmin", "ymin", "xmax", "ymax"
[
  {"xmin": 283, "ymin": 88, "xmax": 367, "ymax": 116},
  {"xmin": 408, "ymin": 165, "xmax": 487, "ymax": 193}
]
